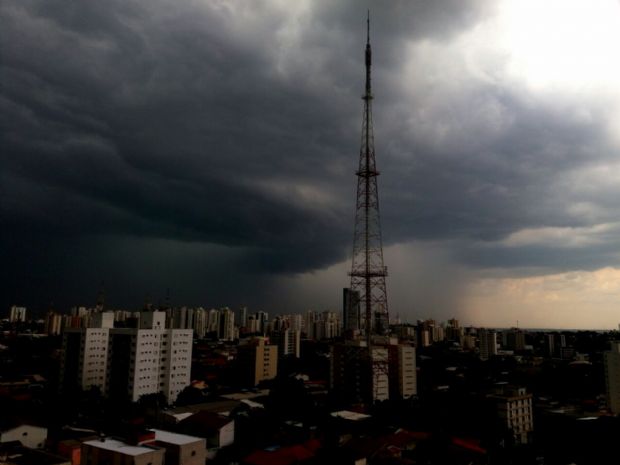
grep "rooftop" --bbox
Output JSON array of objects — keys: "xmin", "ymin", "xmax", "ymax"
[
  {"xmin": 150, "ymin": 429, "xmax": 203, "ymax": 445},
  {"xmin": 330, "ymin": 410, "xmax": 371, "ymax": 421},
  {"xmin": 82, "ymin": 438, "xmax": 161, "ymax": 457},
  {"xmin": 220, "ymin": 389, "xmax": 269, "ymax": 401}
]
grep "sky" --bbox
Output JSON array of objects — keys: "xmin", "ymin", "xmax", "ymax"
[{"xmin": 3, "ymin": 0, "xmax": 620, "ymax": 328}]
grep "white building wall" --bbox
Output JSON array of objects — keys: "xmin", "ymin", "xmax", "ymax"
[
  {"xmin": 218, "ymin": 421, "xmax": 235, "ymax": 448},
  {"xmin": 208, "ymin": 309, "xmax": 220, "ymax": 334},
  {"xmin": 9, "ymin": 306, "xmax": 27, "ymax": 322},
  {"xmin": 140, "ymin": 311, "xmax": 166, "ymax": 330},
  {"xmin": 194, "ymin": 308, "xmax": 207, "ymax": 339},
  {"xmin": 130, "ymin": 330, "xmax": 163, "ymax": 402},
  {"xmin": 220, "ymin": 308, "xmax": 235, "ymax": 341},
  {"xmin": 164, "ymin": 329, "xmax": 193, "ymax": 402},
  {"xmin": 479, "ymin": 329, "xmax": 498, "ymax": 360},
  {"xmin": 79, "ymin": 328, "xmax": 110, "ymax": 391}
]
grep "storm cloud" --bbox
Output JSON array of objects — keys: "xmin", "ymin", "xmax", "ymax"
[{"xmin": 3, "ymin": 0, "xmax": 620, "ymax": 324}]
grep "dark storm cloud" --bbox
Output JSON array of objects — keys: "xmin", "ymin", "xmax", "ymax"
[{"xmin": 2, "ymin": 0, "xmax": 619, "ymax": 311}]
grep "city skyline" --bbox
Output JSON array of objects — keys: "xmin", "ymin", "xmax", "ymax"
[{"xmin": 4, "ymin": 1, "xmax": 620, "ymax": 329}]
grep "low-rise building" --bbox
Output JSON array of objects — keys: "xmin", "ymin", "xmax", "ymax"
[
  {"xmin": 178, "ymin": 411, "xmax": 235, "ymax": 451},
  {"xmin": 0, "ymin": 443, "xmax": 70, "ymax": 465},
  {"xmin": 0, "ymin": 422, "xmax": 47, "ymax": 449},
  {"xmin": 149, "ymin": 429, "xmax": 206, "ymax": 465},
  {"xmin": 81, "ymin": 437, "xmax": 166, "ymax": 465}
]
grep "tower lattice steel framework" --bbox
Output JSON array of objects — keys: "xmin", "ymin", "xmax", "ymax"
[{"xmin": 349, "ymin": 13, "xmax": 389, "ymax": 345}]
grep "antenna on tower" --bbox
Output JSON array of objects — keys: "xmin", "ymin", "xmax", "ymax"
[
  {"xmin": 164, "ymin": 287, "xmax": 171, "ymax": 310},
  {"xmin": 349, "ymin": 11, "xmax": 389, "ymax": 347},
  {"xmin": 96, "ymin": 281, "xmax": 105, "ymax": 312}
]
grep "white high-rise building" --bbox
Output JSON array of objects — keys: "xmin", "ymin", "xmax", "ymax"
[
  {"xmin": 9, "ymin": 306, "xmax": 27, "ymax": 323},
  {"xmin": 108, "ymin": 311, "xmax": 192, "ymax": 403},
  {"xmin": 66, "ymin": 328, "xmax": 110, "ymax": 392},
  {"xmin": 322, "ymin": 311, "xmax": 341, "ymax": 339},
  {"xmin": 219, "ymin": 308, "xmax": 235, "ymax": 341},
  {"xmin": 45, "ymin": 312, "xmax": 63, "ymax": 336},
  {"xmin": 305, "ymin": 311, "xmax": 317, "ymax": 339},
  {"xmin": 208, "ymin": 309, "xmax": 220, "ymax": 335},
  {"xmin": 194, "ymin": 308, "xmax": 207, "ymax": 339},
  {"xmin": 272, "ymin": 329, "xmax": 301, "ymax": 358},
  {"xmin": 479, "ymin": 328, "xmax": 498, "ymax": 360},
  {"xmin": 236, "ymin": 307, "xmax": 248, "ymax": 329},
  {"xmin": 290, "ymin": 314, "xmax": 303, "ymax": 332},
  {"xmin": 330, "ymin": 341, "xmax": 389, "ymax": 403},
  {"xmin": 389, "ymin": 344, "xmax": 417, "ymax": 399},
  {"xmin": 61, "ymin": 311, "xmax": 192, "ymax": 403},
  {"xmin": 604, "ymin": 341, "xmax": 620, "ymax": 414},
  {"xmin": 173, "ymin": 307, "xmax": 189, "ymax": 329},
  {"xmin": 60, "ymin": 311, "xmax": 114, "ymax": 392}
]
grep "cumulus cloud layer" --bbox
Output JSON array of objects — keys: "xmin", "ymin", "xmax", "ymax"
[{"xmin": 3, "ymin": 0, "xmax": 620, "ymax": 322}]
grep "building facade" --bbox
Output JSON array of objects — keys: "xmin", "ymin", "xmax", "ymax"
[
  {"xmin": 330, "ymin": 341, "xmax": 389, "ymax": 405},
  {"xmin": 9, "ymin": 305, "xmax": 27, "ymax": 323},
  {"xmin": 81, "ymin": 438, "xmax": 165, "ymax": 465},
  {"xmin": 489, "ymin": 386, "xmax": 534, "ymax": 444},
  {"xmin": 479, "ymin": 329, "xmax": 498, "ymax": 360},
  {"xmin": 236, "ymin": 337, "xmax": 278, "ymax": 386},
  {"xmin": 60, "ymin": 311, "xmax": 192, "ymax": 403},
  {"xmin": 388, "ymin": 344, "xmax": 417, "ymax": 399},
  {"xmin": 271, "ymin": 329, "xmax": 301, "ymax": 358},
  {"xmin": 604, "ymin": 341, "xmax": 620, "ymax": 414}
]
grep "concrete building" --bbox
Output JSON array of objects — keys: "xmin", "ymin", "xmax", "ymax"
[
  {"xmin": 9, "ymin": 306, "xmax": 27, "ymax": 323},
  {"xmin": 108, "ymin": 313, "xmax": 192, "ymax": 403},
  {"xmin": 61, "ymin": 311, "xmax": 192, "ymax": 403},
  {"xmin": 271, "ymin": 329, "xmax": 301, "ymax": 358},
  {"xmin": 489, "ymin": 385, "xmax": 534, "ymax": 444},
  {"xmin": 343, "ymin": 288, "xmax": 361, "ymax": 333},
  {"xmin": 149, "ymin": 429, "xmax": 206, "ymax": 465},
  {"xmin": 330, "ymin": 341, "xmax": 389, "ymax": 404},
  {"xmin": 604, "ymin": 341, "xmax": 620, "ymax": 414},
  {"xmin": 60, "ymin": 322, "xmax": 111, "ymax": 393},
  {"xmin": 0, "ymin": 444, "xmax": 70, "ymax": 465},
  {"xmin": 193, "ymin": 308, "xmax": 207, "ymax": 339},
  {"xmin": 461, "ymin": 334, "xmax": 476, "ymax": 350},
  {"xmin": 304, "ymin": 310, "xmax": 341, "ymax": 340},
  {"xmin": 0, "ymin": 423, "xmax": 47, "ymax": 449},
  {"xmin": 45, "ymin": 311, "xmax": 63, "ymax": 336},
  {"xmin": 290, "ymin": 313, "xmax": 303, "ymax": 332},
  {"xmin": 81, "ymin": 438, "xmax": 165, "ymax": 465},
  {"xmin": 479, "ymin": 329, "xmax": 498, "ymax": 361},
  {"xmin": 388, "ymin": 344, "xmax": 417, "ymax": 399},
  {"xmin": 505, "ymin": 328, "xmax": 526, "ymax": 352},
  {"xmin": 178, "ymin": 411, "xmax": 235, "ymax": 454},
  {"xmin": 236, "ymin": 337, "xmax": 278, "ymax": 386},
  {"xmin": 219, "ymin": 308, "xmax": 235, "ymax": 341}
]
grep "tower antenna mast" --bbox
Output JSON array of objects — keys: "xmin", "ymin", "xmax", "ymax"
[{"xmin": 349, "ymin": 11, "xmax": 389, "ymax": 347}]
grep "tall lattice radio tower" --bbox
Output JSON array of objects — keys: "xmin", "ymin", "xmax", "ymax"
[{"xmin": 349, "ymin": 12, "xmax": 389, "ymax": 345}]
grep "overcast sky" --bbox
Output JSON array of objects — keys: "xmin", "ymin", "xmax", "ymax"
[{"xmin": 3, "ymin": 0, "xmax": 620, "ymax": 328}]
